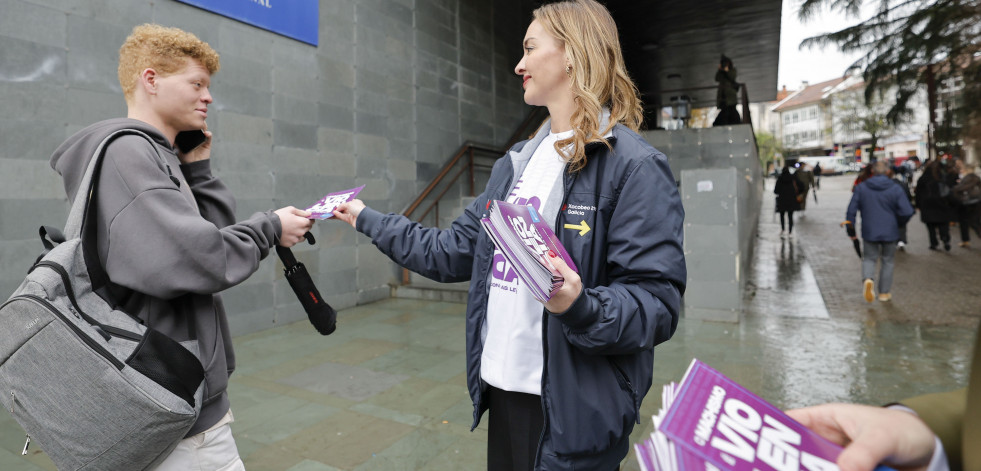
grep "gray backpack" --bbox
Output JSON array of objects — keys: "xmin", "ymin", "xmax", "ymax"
[{"xmin": 0, "ymin": 129, "xmax": 205, "ymax": 470}]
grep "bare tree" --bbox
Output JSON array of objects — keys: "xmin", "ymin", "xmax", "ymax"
[{"xmin": 833, "ymin": 87, "xmax": 900, "ymax": 161}]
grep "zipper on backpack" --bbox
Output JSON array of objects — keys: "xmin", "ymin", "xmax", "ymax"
[
  {"xmin": 11, "ymin": 295, "xmax": 125, "ymax": 370},
  {"xmin": 10, "ymin": 395, "xmax": 30, "ymax": 455},
  {"xmin": 31, "ymin": 262, "xmax": 142, "ymax": 341}
]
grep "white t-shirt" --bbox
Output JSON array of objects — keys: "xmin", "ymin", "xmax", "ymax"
[{"xmin": 480, "ymin": 129, "xmax": 572, "ymax": 395}]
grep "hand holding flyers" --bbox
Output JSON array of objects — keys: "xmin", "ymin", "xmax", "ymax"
[
  {"xmin": 480, "ymin": 200, "xmax": 578, "ymax": 304},
  {"xmin": 543, "ymin": 249, "xmax": 582, "ymax": 313},
  {"xmin": 304, "ymin": 185, "xmax": 364, "ymax": 220},
  {"xmin": 635, "ymin": 359, "xmax": 898, "ymax": 471}
]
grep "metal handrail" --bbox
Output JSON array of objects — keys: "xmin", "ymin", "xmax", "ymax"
[
  {"xmin": 412, "ymin": 144, "xmax": 502, "ymax": 223},
  {"xmin": 398, "ymin": 106, "xmax": 549, "ymax": 285},
  {"xmin": 740, "ymin": 84, "xmax": 752, "ymax": 125},
  {"xmin": 402, "ymin": 142, "xmax": 501, "ymax": 218},
  {"xmin": 402, "ymin": 107, "xmax": 549, "ymax": 219}
]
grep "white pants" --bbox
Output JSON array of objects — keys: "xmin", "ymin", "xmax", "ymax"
[{"xmin": 154, "ymin": 410, "xmax": 245, "ymax": 471}]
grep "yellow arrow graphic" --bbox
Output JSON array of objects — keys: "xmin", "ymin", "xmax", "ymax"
[{"xmin": 564, "ymin": 220, "xmax": 591, "ymax": 236}]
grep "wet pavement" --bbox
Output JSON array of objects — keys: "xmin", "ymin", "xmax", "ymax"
[{"xmin": 2, "ymin": 175, "xmax": 978, "ymax": 470}]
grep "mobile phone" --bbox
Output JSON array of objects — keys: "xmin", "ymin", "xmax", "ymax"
[{"xmin": 175, "ymin": 130, "xmax": 207, "ymax": 154}]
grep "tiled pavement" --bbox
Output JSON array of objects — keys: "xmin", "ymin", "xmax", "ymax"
[{"xmin": 2, "ymin": 174, "xmax": 978, "ymax": 470}]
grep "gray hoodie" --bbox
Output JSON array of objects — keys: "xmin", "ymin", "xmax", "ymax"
[{"xmin": 50, "ymin": 118, "xmax": 281, "ymax": 436}]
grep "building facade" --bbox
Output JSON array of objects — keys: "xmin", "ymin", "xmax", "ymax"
[
  {"xmin": 771, "ymin": 77, "xmax": 845, "ymax": 158},
  {"xmin": 773, "ymin": 74, "xmax": 930, "ymax": 163},
  {"xmin": 0, "ymin": 0, "xmax": 534, "ymax": 336}
]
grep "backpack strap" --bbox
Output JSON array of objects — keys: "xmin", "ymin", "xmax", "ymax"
[
  {"xmin": 32, "ymin": 226, "xmax": 66, "ymax": 267},
  {"xmin": 64, "ymin": 129, "xmax": 171, "ymax": 309}
]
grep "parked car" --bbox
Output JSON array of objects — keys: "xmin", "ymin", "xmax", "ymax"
[{"xmin": 797, "ymin": 156, "xmax": 849, "ymax": 175}]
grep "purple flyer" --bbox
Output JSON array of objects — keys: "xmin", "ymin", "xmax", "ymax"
[
  {"xmin": 304, "ymin": 185, "xmax": 364, "ymax": 219},
  {"xmin": 659, "ymin": 360, "xmax": 896, "ymax": 471},
  {"xmin": 494, "ymin": 201, "xmax": 578, "ymax": 272},
  {"xmin": 481, "ymin": 200, "xmax": 578, "ymax": 303}
]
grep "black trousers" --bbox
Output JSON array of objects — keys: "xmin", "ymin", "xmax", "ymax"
[
  {"xmin": 487, "ymin": 386, "xmax": 544, "ymax": 471},
  {"xmin": 957, "ymin": 204, "xmax": 981, "ymax": 241},
  {"xmin": 926, "ymin": 222, "xmax": 951, "ymax": 248},
  {"xmin": 485, "ymin": 386, "xmax": 622, "ymax": 471},
  {"xmin": 779, "ymin": 210, "xmax": 795, "ymax": 233}
]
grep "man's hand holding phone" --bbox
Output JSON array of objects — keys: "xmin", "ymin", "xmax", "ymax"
[{"xmin": 176, "ymin": 126, "xmax": 211, "ymax": 164}]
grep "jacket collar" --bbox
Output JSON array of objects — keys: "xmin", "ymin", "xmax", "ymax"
[{"xmin": 516, "ymin": 108, "xmax": 618, "ymax": 157}]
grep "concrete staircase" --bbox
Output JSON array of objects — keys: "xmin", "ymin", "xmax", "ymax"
[
  {"xmin": 390, "ymin": 106, "xmax": 547, "ymax": 303},
  {"xmin": 391, "ymin": 273, "xmax": 470, "ymax": 303},
  {"xmin": 392, "ymin": 155, "xmax": 494, "ymax": 303}
]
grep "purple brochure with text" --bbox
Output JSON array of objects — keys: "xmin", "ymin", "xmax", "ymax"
[
  {"xmin": 482, "ymin": 218, "xmax": 550, "ymax": 301},
  {"xmin": 493, "ymin": 200, "xmax": 577, "ymax": 272},
  {"xmin": 304, "ymin": 185, "xmax": 365, "ymax": 219},
  {"xmin": 659, "ymin": 359, "xmax": 895, "ymax": 471},
  {"xmin": 480, "ymin": 200, "xmax": 577, "ymax": 302}
]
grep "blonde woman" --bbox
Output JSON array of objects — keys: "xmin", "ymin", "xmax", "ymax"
[{"xmin": 334, "ymin": 1, "xmax": 685, "ymax": 469}]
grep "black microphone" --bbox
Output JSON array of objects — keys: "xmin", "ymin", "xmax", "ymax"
[{"xmin": 276, "ymin": 232, "xmax": 336, "ymax": 335}]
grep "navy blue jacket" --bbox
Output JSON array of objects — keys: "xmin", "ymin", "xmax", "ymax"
[
  {"xmin": 847, "ymin": 175, "xmax": 915, "ymax": 242},
  {"xmin": 356, "ymin": 123, "xmax": 686, "ymax": 470}
]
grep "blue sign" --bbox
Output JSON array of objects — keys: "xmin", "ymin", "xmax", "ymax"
[{"xmin": 176, "ymin": 0, "xmax": 318, "ymax": 46}]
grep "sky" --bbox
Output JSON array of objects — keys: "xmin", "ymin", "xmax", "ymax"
[{"xmin": 778, "ymin": 0, "xmax": 873, "ymax": 91}]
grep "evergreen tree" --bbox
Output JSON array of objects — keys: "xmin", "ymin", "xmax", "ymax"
[{"xmin": 798, "ymin": 0, "xmax": 980, "ymax": 156}]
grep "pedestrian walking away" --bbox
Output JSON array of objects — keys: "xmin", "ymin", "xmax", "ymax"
[
  {"xmin": 774, "ymin": 167, "xmax": 800, "ymax": 238},
  {"xmin": 795, "ymin": 163, "xmax": 815, "ymax": 211},
  {"xmin": 952, "ymin": 161, "xmax": 981, "ymax": 248},
  {"xmin": 915, "ymin": 160, "xmax": 957, "ymax": 251},
  {"xmin": 846, "ymin": 161, "xmax": 914, "ymax": 303}
]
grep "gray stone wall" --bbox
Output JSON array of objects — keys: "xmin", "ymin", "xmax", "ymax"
[{"xmin": 0, "ymin": 0, "xmax": 534, "ymax": 335}]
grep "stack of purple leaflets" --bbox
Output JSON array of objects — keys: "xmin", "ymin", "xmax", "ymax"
[
  {"xmin": 304, "ymin": 185, "xmax": 365, "ymax": 219},
  {"xmin": 635, "ymin": 359, "xmax": 896, "ymax": 471},
  {"xmin": 480, "ymin": 200, "xmax": 577, "ymax": 303}
]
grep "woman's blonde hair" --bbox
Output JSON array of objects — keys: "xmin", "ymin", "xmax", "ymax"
[
  {"xmin": 533, "ymin": 0, "xmax": 643, "ymax": 172},
  {"xmin": 118, "ymin": 24, "xmax": 220, "ymax": 103}
]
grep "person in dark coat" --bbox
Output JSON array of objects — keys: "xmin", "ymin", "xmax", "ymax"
[
  {"xmin": 795, "ymin": 164, "xmax": 815, "ymax": 210},
  {"xmin": 915, "ymin": 160, "xmax": 958, "ymax": 251},
  {"xmin": 712, "ymin": 55, "xmax": 741, "ymax": 126},
  {"xmin": 953, "ymin": 160, "xmax": 981, "ymax": 247},
  {"xmin": 846, "ymin": 161, "xmax": 915, "ymax": 302},
  {"xmin": 852, "ymin": 163, "xmax": 873, "ymax": 192},
  {"xmin": 774, "ymin": 166, "xmax": 801, "ymax": 238}
]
